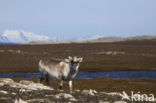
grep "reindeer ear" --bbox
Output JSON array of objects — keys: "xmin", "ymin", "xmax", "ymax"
[
  {"xmin": 68, "ymin": 56, "xmax": 73, "ymax": 61},
  {"xmin": 65, "ymin": 59, "xmax": 69, "ymax": 63},
  {"xmin": 78, "ymin": 57, "xmax": 83, "ymax": 63},
  {"xmin": 73, "ymin": 56, "xmax": 77, "ymax": 61}
]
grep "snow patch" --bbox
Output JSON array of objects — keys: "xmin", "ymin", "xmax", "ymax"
[{"xmin": 0, "ymin": 30, "xmax": 50, "ymax": 43}]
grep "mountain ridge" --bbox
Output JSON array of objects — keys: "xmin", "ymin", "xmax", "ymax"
[
  {"xmin": 0, "ymin": 30, "xmax": 156, "ymax": 44},
  {"xmin": 0, "ymin": 30, "xmax": 50, "ymax": 44},
  {"xmin": 83, "ymin": 35, "xmax": 156, "ymax": 43}
]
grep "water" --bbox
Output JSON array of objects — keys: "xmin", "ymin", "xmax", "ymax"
[
  {"xmin": 0, "ymin": 71, "xmax": 156, "ymax": 79},
  {"xmin": 76, "ymin": 71, "xmax": 156, "ymax": 79}
]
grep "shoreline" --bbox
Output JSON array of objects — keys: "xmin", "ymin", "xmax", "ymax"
[
  {"xmin": 1, "ymin": 76, "xmax": 156, "ymax": 102},
  {"xmin": 0, "ymin": 69, "xmax": 156, "ymax": 73},
  {"xmin": 9, "ymin": 77, "xmax": 156, "ymax": 95},
  {"xmin": 0, "ymin": 78, "xmax": 155, "ymax": 102}
]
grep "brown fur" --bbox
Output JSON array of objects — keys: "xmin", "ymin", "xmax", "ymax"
[
  {"xmin": 41, "ymin": 58, "xmax": 60, "ymax": 65},
  {"xmin": 40, "ymin": 58, "xmax": 66, "ymax": 71}
]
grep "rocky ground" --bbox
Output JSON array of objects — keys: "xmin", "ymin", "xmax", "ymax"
[{"xmin": 0, "ymin": 78, "xmax": 155, "ymax": 103}]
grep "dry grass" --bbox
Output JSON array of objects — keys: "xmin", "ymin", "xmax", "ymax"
[{"xmin": 0, "ymin": 41, "xmax": 156, "ymax": 73}]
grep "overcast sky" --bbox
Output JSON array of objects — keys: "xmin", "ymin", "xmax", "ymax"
[{"xmin": 0, "ymin": 0, "xmax": 156, "ymax": 40}]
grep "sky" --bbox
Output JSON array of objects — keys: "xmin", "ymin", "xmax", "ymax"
[{"xmin": 0, "ymin": 0, "xmax": 156, "ymax": 40}]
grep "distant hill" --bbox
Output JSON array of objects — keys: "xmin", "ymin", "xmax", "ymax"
[
  {"xmin": 83, "ymin": 35, "xmax": 156, "ymax": 43},
  {"xmin": 0, "ymin": 30, "xmax": 156, "ymax": 44},
  {"xmin": 28, "ymin": 35, "xmax": 156, "ymax": 44},
  {"xmin": 83, "ymin": 37, "xmax": 125, "ymax": 43}
]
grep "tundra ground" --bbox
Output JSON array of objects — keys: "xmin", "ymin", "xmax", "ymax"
[
  {"xmin": 0, "ymin": 78, "xmax": 156, "ymax": 103},
  {"xmin": 0, "ymin": 41, "xmax": 156, "ymax": 102},
  {"xmin": 0, "ymin": 41, "xmax": 156, "ymax": 73},
  {"xmin": 12, "ymin": 78, "xmax": 156, "ymax": 96}
]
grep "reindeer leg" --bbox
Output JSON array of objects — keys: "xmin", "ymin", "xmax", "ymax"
[
  {"xmin": 68, "ymin": 80, "xmax": 72, "ymax": 91},
  {"xmin": 40, "ymin": 77, "xmax": 44, "ymax": 83},
  {"xmin": 39, "ymin": 74, "xmax": 44, "ymax": 83},
  {"xmin": 45, "ymin": 73, "xmax": 50, "ymax": 86},
  {"xmin": 59, "ymin": 80, "xmax": 63, "ymax": 90}
]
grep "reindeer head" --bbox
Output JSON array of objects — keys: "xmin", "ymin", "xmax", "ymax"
[{"xmin": 65, "ymin": 56, "xmax": 83, "ymax": 71}]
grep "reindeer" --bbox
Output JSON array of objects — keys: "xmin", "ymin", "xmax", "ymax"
[{"xmin": 39, "ymin": 56, "xmax": 83, "ymax": 90}]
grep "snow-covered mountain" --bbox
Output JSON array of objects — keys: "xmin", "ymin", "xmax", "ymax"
[
  {"xmin": 0, "ymin": 30, "xmax": 50, "ymax": 44},
  {"xmin": 1, "ymin": 30, "xmax": 156, "ymax": 44}
]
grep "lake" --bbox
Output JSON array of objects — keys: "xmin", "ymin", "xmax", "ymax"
[{"xmin": 0, "ymin": 71, "xmax": 156, "ymax": 79}]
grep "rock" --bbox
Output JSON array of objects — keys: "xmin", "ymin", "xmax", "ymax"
[
  {"xmin": 75, "ymin": 89, "xmax": 80, "ymax": 92},
  {"xmin": 19, "ymin": 80, "xmax": 53, "ymax": 91},
  {"xmin": 81, "ymin": 90, "xmax": 90, "ymax": 95},
  {"xmin": 113, "ymin": 101, "xmax": 127, "ymax": 103},
  {"xmin": 100, "ymin": 92, "xmax": 122, "ymax": 97},
  {"xmin": 54, "ymin": 93, "xmax": 74, "ymax": 99},
  {"xmin": 14, "ymin": 98, "xmax": 27, "ymax": 103},
  {"xmin": 62, "ymin": 93, "xmax": 73, "ymax": 99},
  {"xmin": 69, "ymin": 90, "xmax": 75, "ymax": 94},
  {"xmin": 90, "ymin": 89, "xmax": 98, "ymax": 94},
  {"xmin": 0, "ymin": 82, "xmax": 4, "ymax": 86},
  {"xmin": 98, "ymin": 100, "xmax": 110, "ymax": 103},
  {"xmin": 69, "ymin": 97, "xmax": 78, "ymax": 101},
  {"xmin": 0, "ymin": 90, "xmax": 8, "ymax": 94},
  {"xmin": 20, "ymin": 82, "xmax": 53, "ymax": 91},
  {"xmin": 54, "ymin": 93, "xmax": 77, "ymax": 101},
  {"xmin": 0, "ymin": 78, "xmax": 53, "ymax": 91},
  {"xmin": 0, "ymin": 78, "xmax": 52, "ymax": 91},
  {"xmin": 27, "ymin": 98, "xmax": 51, "ymax": 102},
  {"xmin": 0, "ymin": 78, "xmax": 14, "ymax": 85},
  {"xmin": 81, "ymin": 89, "xmax": 97, "ymax": 96},
  {"xmin": 0, "ymin": 78, "xmax": 133, "ymax": 103},
  {"xmin": 0, "ymin": 97, "xmax": 11, "ymax": 100},
  {"xmin": 19, "ymin": 88, "xmax": 26, "ymax": 92},
  {"xmin": 45, "ymin": 94, "xmax": 54, "ymax": 97},
  {"xmin": 20, "ymin": 80, "xmax": 34, "ymax": 85},
  {"xmin": 11, "ymin": 92, "xmax": 16, "ymax": 95}
]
